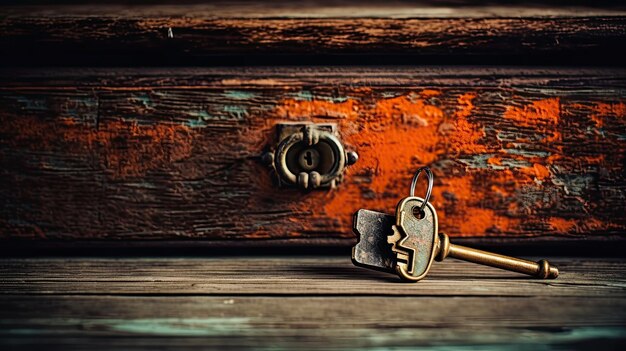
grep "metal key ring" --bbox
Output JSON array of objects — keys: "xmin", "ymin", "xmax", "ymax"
[{"xmin": 409, "ymin": 167, "xmax": 434, "ymax": 214}]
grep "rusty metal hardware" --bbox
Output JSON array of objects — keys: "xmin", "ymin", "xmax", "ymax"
[
  {"xmin": 352, "ymin": 167, "xmax": 559, "ymax": 282},
  {"xmin": 263, "ymin": 123, "xmax": 357, "ymax": 190}
]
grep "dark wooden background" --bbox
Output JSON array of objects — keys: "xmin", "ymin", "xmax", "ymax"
[{"xmin": 1, "ymin": 1, "xmax": 625, "ymax": 247}]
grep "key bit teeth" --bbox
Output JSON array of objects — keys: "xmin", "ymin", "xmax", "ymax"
[
  {"xmin": 389, "ymin": 224, "xmax": 417, "ymax": 276},
  {"xmin": 396, "ymin": 252, "xmax": 409, "ymax": 263},
  {"xmin": 387, "ymin": 225, "xmax": 403, "ymax": 248}
]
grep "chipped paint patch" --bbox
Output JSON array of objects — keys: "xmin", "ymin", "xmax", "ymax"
[
  {"xmin": 133, "ymin": 93, "xmax": 155, "ymax": 109},
  {"xmin": 502, "ymin": 148, "xmax": 551, "ymax": 158},
  {"xmin": 186, "ymin": 110, "xmax": 216, "ymax": 127},
  {"xmin": 223, "ymin": 105, "xmax": 248, "ymax": 119},
  {"xmin": 458, "ymin": 154, "xmax": 496, "ymax": 169},
  {"xmin": 186, "ymin": 119, "xmax": 207, "ymax": 128},
  {"xmin": 521, "ymin": 163, "xmax": 551, "ymax": 181},
  {"xmin": 223, "ymin": 90, "xmax": 258, "ymax": 100},
  {"xmin": 504, "ymin": 98, "xmax": 560, "ymax": 127},
  {"xmin": 590, "ymin": 102, "xmax": 626, "ymax": 127},
  {"xmin": 293, "ymin": 90, "xmax": 314, "ymax": 101},
  {"xmin": 109, "ymin": 318, "xmax": 250, "ymax": 336},
  {"xmin": 420, "ymin": 89, "xmax": 442, "ymax": 97},
  {"xmin": 289, "ymin": 90, "xmax": 350, "ymax": 103},
  {"xmin": 275, "ymin": 99, "xmax": 359, "ymax": 120},
  {"xmin": 11, "ymin": 94, "xmax": 48, "ymax": 111},
  {"xmin": 550, "ymin": 217, "xmax": 577, "ymax": 233},
  {"xmin": 2, "ymin": 317, "xmax": 250, "ymax": 337}
]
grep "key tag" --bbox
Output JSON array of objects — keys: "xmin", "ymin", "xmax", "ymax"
[
  {"xmin": 388, "ymin": 167, "xmax": 438, "ymax": 281},
  {"xmin": 352, "ymin": 166, "xmax": 559, "ymax": 282}
]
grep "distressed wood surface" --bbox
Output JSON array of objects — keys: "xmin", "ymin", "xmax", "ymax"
[
  {"xmin": 1, "ymin": 257, "xmax": 625, "ymax": 297},
  {"xmin": 0, "ymin": 67, "xmax": 625, "ymax": 242},
  {"xmin": 1, "ymin": 296, "xmax": 625, "ymax": 349},
  {"xmin": 1, "ymin": 3, "xmax": 625, "ymax": 65},
  {"xmin": 4, "ymin": 1, "xmax": 626, "ymax": 18},
  {"xmin": 0, "ymin": 256, "xmax": 625, "ymax": 349}
]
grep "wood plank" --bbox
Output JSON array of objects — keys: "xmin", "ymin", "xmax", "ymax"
[
  {"xmin": 1, "ymin": 3, "xmax": 625, "ymax": 65},
  {"xmin": 1, "ymin": 67, "xmax": 625, "ymax": 242},
  {"xmin": 1, "ymin": 257, "xmax": 624, "ymax": 297},
  {"xmin": 0, "ymin": 295, "xmax": 625, "ymax": 349},
  {"xmin": 4, "ymin": 1, "xmax": 626, "ymax": 18},
  {"xmin": 1, "ymin": 255, "xmax": 625, "ymax": 349}
]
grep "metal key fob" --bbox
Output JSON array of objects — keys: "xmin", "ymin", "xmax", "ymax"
[{"xmin": 388, "ymin": 196, "xmax": 438, "ymax": 281}]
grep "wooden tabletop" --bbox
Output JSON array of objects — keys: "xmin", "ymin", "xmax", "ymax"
[{"xmin": 0, "ymin": 256, "xmax": 625, "ymax": 349}]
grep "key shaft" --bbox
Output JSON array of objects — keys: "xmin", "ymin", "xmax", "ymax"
[{"xmin": 436, "ymin": 233, "xmax": 559, "ymax": 279}]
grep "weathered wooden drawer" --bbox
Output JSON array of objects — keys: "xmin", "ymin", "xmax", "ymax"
[{"xmin": 1, "ymin": 3, "xmax": 625, "ymax": 248}]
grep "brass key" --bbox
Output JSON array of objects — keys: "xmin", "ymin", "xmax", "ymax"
[{"xmin": 352, "ymin": 167, "xmax": 559, "ymax": 282}]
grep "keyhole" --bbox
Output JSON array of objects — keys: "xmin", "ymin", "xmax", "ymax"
[
  {"xmin": 298, "ymin": 148, "xmax": 320, "ymax": 171},
  {"xmin": 304, "ymin": 151, "xmax": 313, "ymax": 166}
]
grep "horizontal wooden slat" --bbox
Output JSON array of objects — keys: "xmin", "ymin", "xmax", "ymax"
[
  {"xmin": 1, "ymin": 2, "xmax": 625, "ymax": 65},
  {"xmin": 4, "ymin": 1, "xmax": 626, "ymax": 18},
  {"xmin": 0, "ymin": 67, "xmax": 624, "ymax": 243},
  {"xmin": 0, "ymin": 295, "xmax": 625, "ymax": 349},
  {"xmin": 1, "ymin": 257, "xmax": 624, "ymax": 297}
]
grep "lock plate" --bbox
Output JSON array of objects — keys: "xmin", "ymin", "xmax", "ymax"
[{"xmin": 263, "ymin": 123, "xmax": 357, "ymax": 190}]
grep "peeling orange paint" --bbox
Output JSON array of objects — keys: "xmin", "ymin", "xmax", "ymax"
[
  {"xmin": 95, "ymin": 120, "xmax": 195, "ymax": 178},
  {"xmin": 520, "ymin": 163, "xmax": 551, "ymax": 181},
  {"xmin": 488, "ymin": 156, "xmax": 503, "ymax": 165},
  {"xmin": 373, "ymin": 94, "xmax": 445, "ymax": 127},
  {"xmin": 504, "ymin": 98, "xmax": 562, "ymax": 149},
  {"xmin": 275, "ymin": 99, "xmax": 359, "ymax": 120},
  {"xmin": 272, "ymin": 91, "xmax": 509, "ymax": 236},
  {"xmin": 0, "ymin": 115, "xmax": 195, "ymax": 178},
  {"xmin": 589, "ymin": 111, "xmax": 605, "ymax": 128},
  {"xmin": 269, "ymin": 93, "xmax": 625, "ymax": 238},
  {"xmin": 588, "ymin": 102, "xmax": 626, "ymax": 127},
  {"xmin": 504, "ymin": 98, "xmax": 560, "ymax": 127},
  {"xmin": 270, "ymin": 92, "xmax": 446, "ymax": 229},
  {"xmin": 455, "ymin": 93, "xmax": 476, "ymax": 120},
  {"xmin": 550, "ymin": 217, "xmax": 576, "ymax": 233},
  {"xmin": 497, "ymin": 98, "xmax": 567, "ymax": 177},
  {"xmin": 448, "ymin": 93, "xmax": 486, "ymax": 155},
  {"xmin": 593, "ymin": 102, "xmax": 626, "ymax": 118},
  {"xmin": 263, "ymin": 93, "xmax": 445, "ymax": 235},
  {"xmin": 420, "ymin": 89, "xmax": 442, "ymax": 97},
  {"xmin": 434, "ymin": 172, "xmax": 524, "ymax": 235}
]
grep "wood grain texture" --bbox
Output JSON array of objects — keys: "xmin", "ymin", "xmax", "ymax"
[
  {"xmin": 1, "ymin": 3, "xmax": 625, "ymax": 65},
  {"xmin": 4, "ymin": 1, "xmax": 626, "ymax": 18},
  {"xmin": 1, "ymin": 257, "xmax": 625, "ymax": 297},
  {"xmin": 0, "ymin": 296, "xmax": 624, "ymax": 349},
  {"xmin": 1, "ymin": 67, "xmax": 625, "ymax": 242},
  {"xmin": 0, "ymin": 256, "xmax": 625, "ymax": 349}
]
